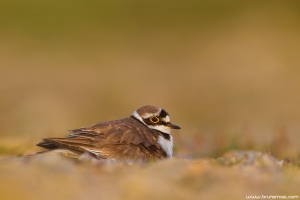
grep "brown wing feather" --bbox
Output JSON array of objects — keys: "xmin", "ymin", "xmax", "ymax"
[{"xmin": 37, "ymin": 117, "xmax": 166, "ymax": 161}]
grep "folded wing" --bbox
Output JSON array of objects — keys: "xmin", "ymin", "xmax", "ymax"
[{"xmin": 37, "ymin": 118, "xmax": 166, "ymax": 161}]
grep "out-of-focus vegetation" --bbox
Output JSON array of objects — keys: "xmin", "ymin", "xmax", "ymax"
[{"xmin": 1, "ymin": 0, "xmax": 300, "ymax": 199}]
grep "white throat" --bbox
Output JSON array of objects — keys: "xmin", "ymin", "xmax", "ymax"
[{"xmin": 157, "ymin": 135, "xmax": 173, "ymax": 157}]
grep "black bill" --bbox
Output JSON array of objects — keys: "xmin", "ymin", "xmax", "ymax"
[{"xmin": 167, "ymin": 122, "xmax": 181, "ymax": 129}]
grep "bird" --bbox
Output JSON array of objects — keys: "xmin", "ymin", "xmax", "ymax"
[{"xmin": 35, "ymin": 105, "xmax": 181, "ymax": 161}]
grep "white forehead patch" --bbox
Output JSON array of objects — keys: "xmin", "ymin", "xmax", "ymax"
[{"xmin": 162, "ymin": 115, "xmax": 170, "ymax": 122}]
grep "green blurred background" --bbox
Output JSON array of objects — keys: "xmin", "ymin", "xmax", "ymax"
[{"xmin": 1, "ymin": 0, "xmax": 300, "ymax": 159}]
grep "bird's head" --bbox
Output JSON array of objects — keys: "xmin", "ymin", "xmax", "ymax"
[{"xmin": 132, "ymin": 105, "xmax": 181, "ymax": 134}]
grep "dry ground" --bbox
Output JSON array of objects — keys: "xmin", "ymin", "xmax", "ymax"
[{"xmin": 1, "ymin": 152, "xmax": 299, "ymax": 200}]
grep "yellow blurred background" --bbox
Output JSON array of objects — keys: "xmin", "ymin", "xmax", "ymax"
[{"xmin": 1, "ymin": 0, "xmax": 300, "ymax": 159}]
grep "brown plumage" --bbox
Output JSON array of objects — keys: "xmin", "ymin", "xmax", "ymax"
[{"xmin": 36, "ymin": 105, "xmax": 181, "ymax": 161}]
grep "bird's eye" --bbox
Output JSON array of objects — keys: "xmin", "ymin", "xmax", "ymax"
[{"xmin": 149, "ymin": 116, "xmax": 160, "ymax": 123}]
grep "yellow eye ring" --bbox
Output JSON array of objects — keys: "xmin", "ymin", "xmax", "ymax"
[{"xmin": 150, "ymin": 116, "xmax": 160, "ymax": 123}]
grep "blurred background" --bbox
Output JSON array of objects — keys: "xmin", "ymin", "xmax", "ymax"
[{"xmin": 1, "ymin": 0, "xmax": 300, "ymax": 159}]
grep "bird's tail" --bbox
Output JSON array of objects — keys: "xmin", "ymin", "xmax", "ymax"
[
  {"xmin": 25, "ymin": 149, "xmax": 80, "ymax": 159},
  {"xmin": 25, "ymin": 150, "xmax": 55, "ymax": 158}
]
